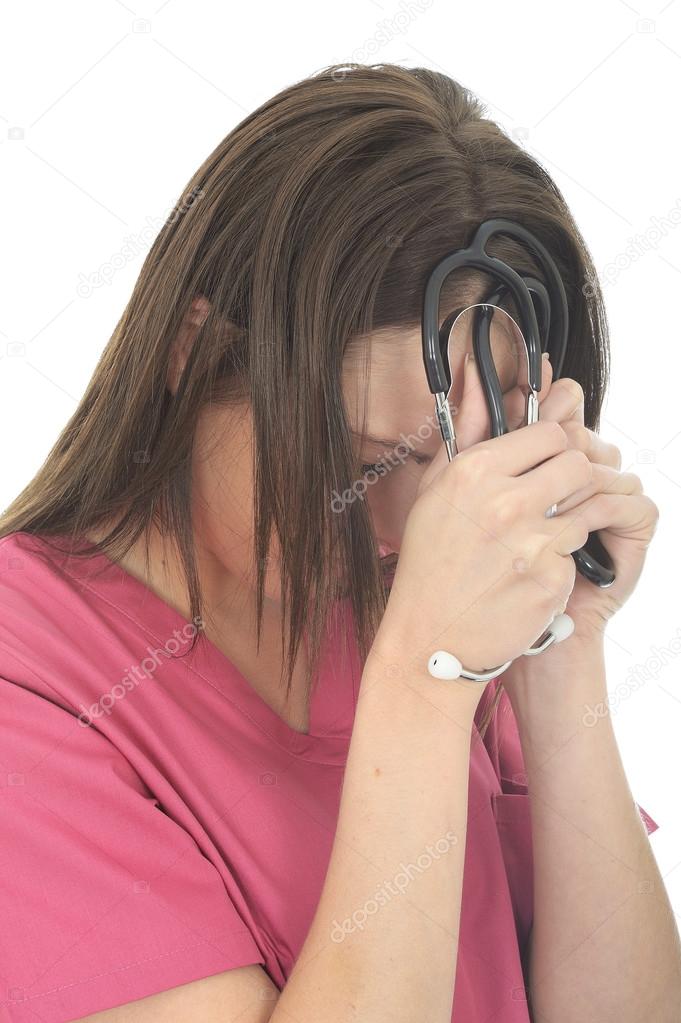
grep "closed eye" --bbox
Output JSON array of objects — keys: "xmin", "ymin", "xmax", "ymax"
[
  {"xmin": 360, "ymin": 454, "xmax": 430, "ymax": 477},
  {"xmin": 361, "ymin": 462, "xmax": 387, "ymax": 475}
]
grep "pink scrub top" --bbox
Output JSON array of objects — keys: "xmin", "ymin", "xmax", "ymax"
[{"xmin": 0, "ymin": 531, "xmax": 659, "ymax": 1023}]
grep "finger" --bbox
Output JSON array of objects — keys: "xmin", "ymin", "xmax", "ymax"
[
  {"xmin": 553, "ymin": 464, "xmax": 642, "ymax": 514},
  {"xmin": 503, "ymin": 351, "xmax": 554, "ymax": 431},
  {"xmin": 521, "ymin": 445, "xmax": 594, "ymax": 513},
  {"xmin": 419, "ymin": 414, "xmax": 570, "ymax": 497},
  {"xmin": 417, "ymin": 351, "xmax": 490, "ymax": 494},
  {"xmin": 538, "ymin": 352, "xmax": 554, "ymax": 400},
  {"xmin": 451, "ymin": 352, "xmax": 492, "ymax": 451},
  {"xmin": 560, "ymin": 420, "xmax": 623, "ymax": 470},
  {"xmin": 551, "ymin": 492, "xmax": 659, "ymax": 541},
  {"xmin": 537, "ymin": 376, "xmax": 585, "ymax": 426},
  {"xmin": 527, "ymin": 372, "xmax": 622, "ymax": 470}
]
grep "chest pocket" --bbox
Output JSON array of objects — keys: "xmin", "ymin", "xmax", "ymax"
[{"xmin": 491, "ymin": 791, "xmax": 534, "ymax": 955}]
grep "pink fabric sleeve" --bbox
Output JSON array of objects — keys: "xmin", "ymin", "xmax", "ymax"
[{"xmin": 0, "ymin": 675, "xmax": 264, "ymax": 1023}]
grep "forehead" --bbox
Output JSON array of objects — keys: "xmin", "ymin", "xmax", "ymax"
[
  {"xmin": 342, "ymin": 307, "xmax": 522, "ymax": 446},
  {"xmin": 342, "ymin": 324, "xmax": 435, "ymax": 447}
]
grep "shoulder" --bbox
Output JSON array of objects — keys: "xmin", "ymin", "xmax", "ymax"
[
  {"xmin": 0, "ymin": 530, "xmax": 112, "ymax": 712},
  {"xmin": 0, "ymin": 530, "xmax": 83, "ymax": 610}
]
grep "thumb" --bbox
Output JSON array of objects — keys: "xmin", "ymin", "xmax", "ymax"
[{"xmin": 452, "ymin": 352, "xmax": 490, "ymax": 452}]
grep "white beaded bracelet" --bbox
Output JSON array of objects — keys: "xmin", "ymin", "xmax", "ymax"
[{"xmin": 427, "ymin": 613, "xmax": 575, "ymax": 682}]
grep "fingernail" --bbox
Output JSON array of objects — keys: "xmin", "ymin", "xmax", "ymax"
[{"xmin": 542, "ymin": 352, "xmax": 550, "ymax": 362}]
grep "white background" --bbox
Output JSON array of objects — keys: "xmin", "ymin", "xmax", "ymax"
[{"xmin": 1, "ymin": 0, "xmax": 680, "ymax": 921}]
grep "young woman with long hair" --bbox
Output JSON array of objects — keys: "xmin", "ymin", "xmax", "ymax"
[{"xmin": 1, "ymin": 62, "xmax": 678, "ymax": 1022}]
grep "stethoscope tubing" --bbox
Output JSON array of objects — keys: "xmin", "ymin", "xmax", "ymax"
[{"xmin": 422, "ymin": 217, "xmax": 615, "ymax": 590}]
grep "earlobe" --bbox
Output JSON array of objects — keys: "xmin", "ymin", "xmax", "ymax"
[
  {"xmin": 166, "ymin": 294, "xmax": 212, "ymax": 396},
  {"xmin": 187, "ymin": 293, "xmax": 211, "ymax": 327}
]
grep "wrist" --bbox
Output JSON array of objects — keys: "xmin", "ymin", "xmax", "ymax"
[
  {"xmin": 365, "ymin": 626, "xmax": 490, "ymax": 719},
  {"xmin": 503, "ymin": 633, "xmax": 608, "ymax": 730}
]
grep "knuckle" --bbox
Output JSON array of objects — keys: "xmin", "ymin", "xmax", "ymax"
[
  {"xmin": 526, "ymin": 532, "xmax": 552, "ymax": 565},
  {"xmin": 567, "ymin": 422, "xmax": 591, "ymax": 453},
  {"xmin": 567, "ymin": 447, "xmax": 593, "ymax": 482},
  {"xmin": 512, "ymin": 529, "xmax": 550, "ymax": 568},
  {"xmin": 625, "ymin": 472, "xmax": 644, "ymax": 494},
  {"xmin": 454, "ymin": 446, "xmax": 494, "ymax": 484},
  {"xmin": 542, "ymin": 558, "xmax": 576, "ymax": 600},
  {"xmin": 557, "ymin": 377, "xmax": 585, "ymax": 409},
  {"xmin": 484, "ymin": 490, "xmax": 519, "ymax": 531}
]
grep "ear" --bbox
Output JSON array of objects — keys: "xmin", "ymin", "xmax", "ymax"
[{"xmin": 167, "ymin": 294, "xmax": 211, "ymax": 396}]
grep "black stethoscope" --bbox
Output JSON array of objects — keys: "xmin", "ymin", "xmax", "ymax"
[{"xmin": 421, "ymin": 219, "xmax": 615, "ymax": 672}]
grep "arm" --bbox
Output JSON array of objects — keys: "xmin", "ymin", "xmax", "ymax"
[
  {"xmin": 77, "ymin": 632, "xmax": 485, "ymax": 1023},
  {"xmin": 505, "ymin": 636, "xmax": 681, "ymax": 1022},
  {"xmin": 272, "ymin": 637, "xmax": 485, "ymax": 1022}
]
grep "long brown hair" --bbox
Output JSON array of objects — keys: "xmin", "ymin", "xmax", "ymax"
[{"xmin": 0, "ymin": 62, "xmax": 609, "ymax": 739}]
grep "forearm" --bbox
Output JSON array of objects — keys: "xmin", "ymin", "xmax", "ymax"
[
  {"xmin": 272, "ymin": 635, "xmax": 484, "ymax": 1023},
  {"xmin": 505, "ymin": 639, "xmax": 681, "ymax": 1022}
]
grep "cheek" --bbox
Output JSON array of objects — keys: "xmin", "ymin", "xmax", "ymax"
[
  {"xmin": 192, "ymin": 416, "xmax": 250, "ymax": 534},
  {"xmin": 191, "ymin": 413, "xmax": 283, "ymax": 599}
]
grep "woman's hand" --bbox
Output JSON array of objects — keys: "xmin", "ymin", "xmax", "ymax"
[
  {"xmin": 458, "ymin": 351, "xmax": 661, "ymax": 639},
  {"xmin": 455, "ymin": 351, "xmax": 659, "ymax": 713},
  {"xmin": 499, "ymin": 354, "xmax": 660, "ymax": 640}
]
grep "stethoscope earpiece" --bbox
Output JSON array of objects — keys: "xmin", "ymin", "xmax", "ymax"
[
  {"xmin": 427, "ymin": 650, "xmax": 463, "ymax": 681},
  {"xmin": 427, "ymin": 612, "xmax": 576, "ymax": 683},
  {"xmin": 522, "ymin": 612, "xmax": 575, "ymax": 656}
]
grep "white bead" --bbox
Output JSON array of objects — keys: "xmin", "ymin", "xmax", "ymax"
[{"xmin": 427, "ymin": 650, "xmax": 463, "ymax": 680}]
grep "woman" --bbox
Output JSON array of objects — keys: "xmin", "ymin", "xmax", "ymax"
[{"xmin": 0, "ymin": 62, "xmax": 678, "ymax": 1023}]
